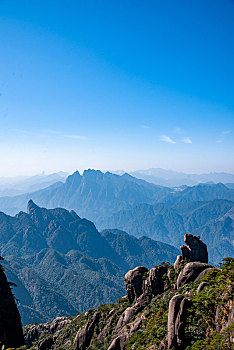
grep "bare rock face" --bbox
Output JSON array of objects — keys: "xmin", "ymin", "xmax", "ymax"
[
  {"xmin": 73, "ymin": 312, "xmax": 100, "ymax": 350},
  {"xmin": 174, "ymin": 234, "xmax": 208, "ymax": 270},
  {"xmin": 0, "ymin": 265, "xmax": 24, "ymax": 348},
  {"xmin": 124, "ymin": 266, "xmax": 148, "ymax": 303},
  {"xmin": 176, "ymin": 262, "xmax": 214, "ymax": 289},
  {"xmin": 167, "ymin": 294, "xmax": 191, "ymax": 349}
]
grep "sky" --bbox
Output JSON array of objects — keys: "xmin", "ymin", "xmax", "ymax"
[{"xmin": 0, "ymin": 0, "xmax": 234, "ymax": 176}]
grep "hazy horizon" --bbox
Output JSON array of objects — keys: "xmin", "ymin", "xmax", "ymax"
[
  {"xmin": 1, "ymin": 1, "xmax": 233, "ymax": 176},
  {"xmin": 1, "ymin": 167, "xmax": 234, "ymax": 180}
]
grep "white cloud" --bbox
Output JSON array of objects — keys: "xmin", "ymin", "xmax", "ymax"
[
  {"xmin": 216, "ymin": 140, "xmax": 223, "ymax": 143},
  {"xmin": 182, "ymin": 137, "xmax": 192, "ymax": 144},
  {"xmin": 160, "ymin": 135, "xmax": 176, "ymax": 144},
  {"xmin": 62, "ymin": 134, "xmax": 89, "ymax": 140},
  {"xmin": 141, "ymin": 125, "xmax": 150, "ymax": 129}
]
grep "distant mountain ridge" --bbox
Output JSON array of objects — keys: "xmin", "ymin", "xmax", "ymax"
[
  {"xmin": 128, "ymin": 168, "xmax": 234, "ymax": 187},
  {"xmin": 0, "ymin": 169, "xmax": 233, "ymax": 267},
  {"xmin": 0, "ymin": 170, "xmax": 233, "ymax": 228},
  {"xmin": 0, "ymin": 201, "xmax": 179, "ymax": 325},
  {"xmin": 0, "ymin": 170, "xmax": 172, "ymax": 219},
  {"xmin": 0, "ymin": 171, "xmax": 68, "ymax": 197},
  {"xmin": 101, "ymin": 198, "xmax": 234, "ymax": 264}
]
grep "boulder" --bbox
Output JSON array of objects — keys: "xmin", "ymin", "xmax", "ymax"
[
  {"xmin": 124, "ymin": 266, "xmax": 148, "ymax": 303},
  {"xmin": 176, "ymin": 262, "xmax": 214, "ymax": 289},
  {"xmin": 74, "ymin": 312, "xmax": 100, "ymax": 350},
  {"xmin": 168, "ymin": 294, "xmax": 191, "ymax": 349}
]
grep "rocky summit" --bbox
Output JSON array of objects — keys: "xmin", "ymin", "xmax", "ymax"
[{"xmin": 23, "ymin": 234, "xmax": 234, "ymax": 350}]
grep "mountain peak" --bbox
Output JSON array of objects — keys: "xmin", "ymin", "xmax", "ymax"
[
  {"xmin": 83, "ymin": 169, "xmax": 103, "ymax": 176},
  {"xmin": 27, "ymin": 199, "xmax": 39, "ymax": 214}
]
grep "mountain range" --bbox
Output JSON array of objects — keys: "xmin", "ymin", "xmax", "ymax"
[
  {"xmin": 0, "ymin": 170, "xmax": 233, "ymax": 222},
  {"xmin": 0, "ymin": 170, "xmax": 233, "ymax": 265},
  {"xmin": 0, "ymin": 201, "xmax": 179, "ymax": 325},
  {"xmin": 128, "ymin": 168, "xmax": 234, "ymax": 187},
  {"xmin": 0, "ymin": 172, "xmax": 68, "ymax": 197},
  {"xmin": 101, "ymin": 198, "xmax": 234, "ymax": 264},
  {"xmin": 0, "ymin": 170, "xmax": 172, "ymax": 218}
]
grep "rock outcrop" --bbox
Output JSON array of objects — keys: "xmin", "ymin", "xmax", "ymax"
[
  {"xmin": 0, "ymin": 263, "xmax": 24, "ymax": 348},
  {"xmin": 74, "ymin": 312, "xmax": 100, "ymax": 350},
  {"xmin": 167, "ymin": 295, "xmax": 191, "ymax": 349},
  {"xmin": 24, "ymin": 316, "xmax": 71, "ymax": 347},
  {"xmin": 176, "ymin": 262, "xmax": 214, "ymax": 289},
  {"xmin": 174, "ymin": 233, "xmax": 208, "ymax": 269},
  {"xmin": 124, "ymin": 265, "xmax": 169, "ymax": 304},
  {"xmin": 116, "ymin": 299, "xmax": 144, "ymax": 330},
  {"xmin": 143, "ymin": 265, "xmax": 168, "ymax": 296},
  {"xmin": 124, "ymin": 266, "xmax": 148, "ymax": 303}
]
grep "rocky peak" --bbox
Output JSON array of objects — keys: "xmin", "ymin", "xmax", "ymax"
[
  {"xmin": 65, "ymin": 171, "xmax": 82, "ymax": 187},
  {"xmin": 27, "ymin": 199, "xmax": 40, "ymax": 214},
  {"xmin": 82, "ymin": 169, "xmax": 104, "ymax": 182},
  {"xmin": 83, "ymin": 169, "xmax": 103, "ymax": 176}
]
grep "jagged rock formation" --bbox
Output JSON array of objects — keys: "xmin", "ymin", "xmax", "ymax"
[
  {"xmin": 0, "ymin": 262, "xmax": 24, "ymax": 348},
  {"xmin": 124, "ymin": 265, "xmax": 169, "ymax": 305},
  {"xmin": 174, "ymin": 233, "xmax": 208, "ymax": 269}
]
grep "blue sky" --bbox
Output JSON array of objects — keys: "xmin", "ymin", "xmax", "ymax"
[{"xmin": 0, "ymin": 0, "xmax": 233, "ymax": 176}]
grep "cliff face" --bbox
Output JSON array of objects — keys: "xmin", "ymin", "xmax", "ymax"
[
  {"xmin": 0, "ymin": 261, "xmax": 24, "ymax": 348},
  {"xmin": 23, "ymin": 234, "xmax": 234, "ymax": 350}
]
